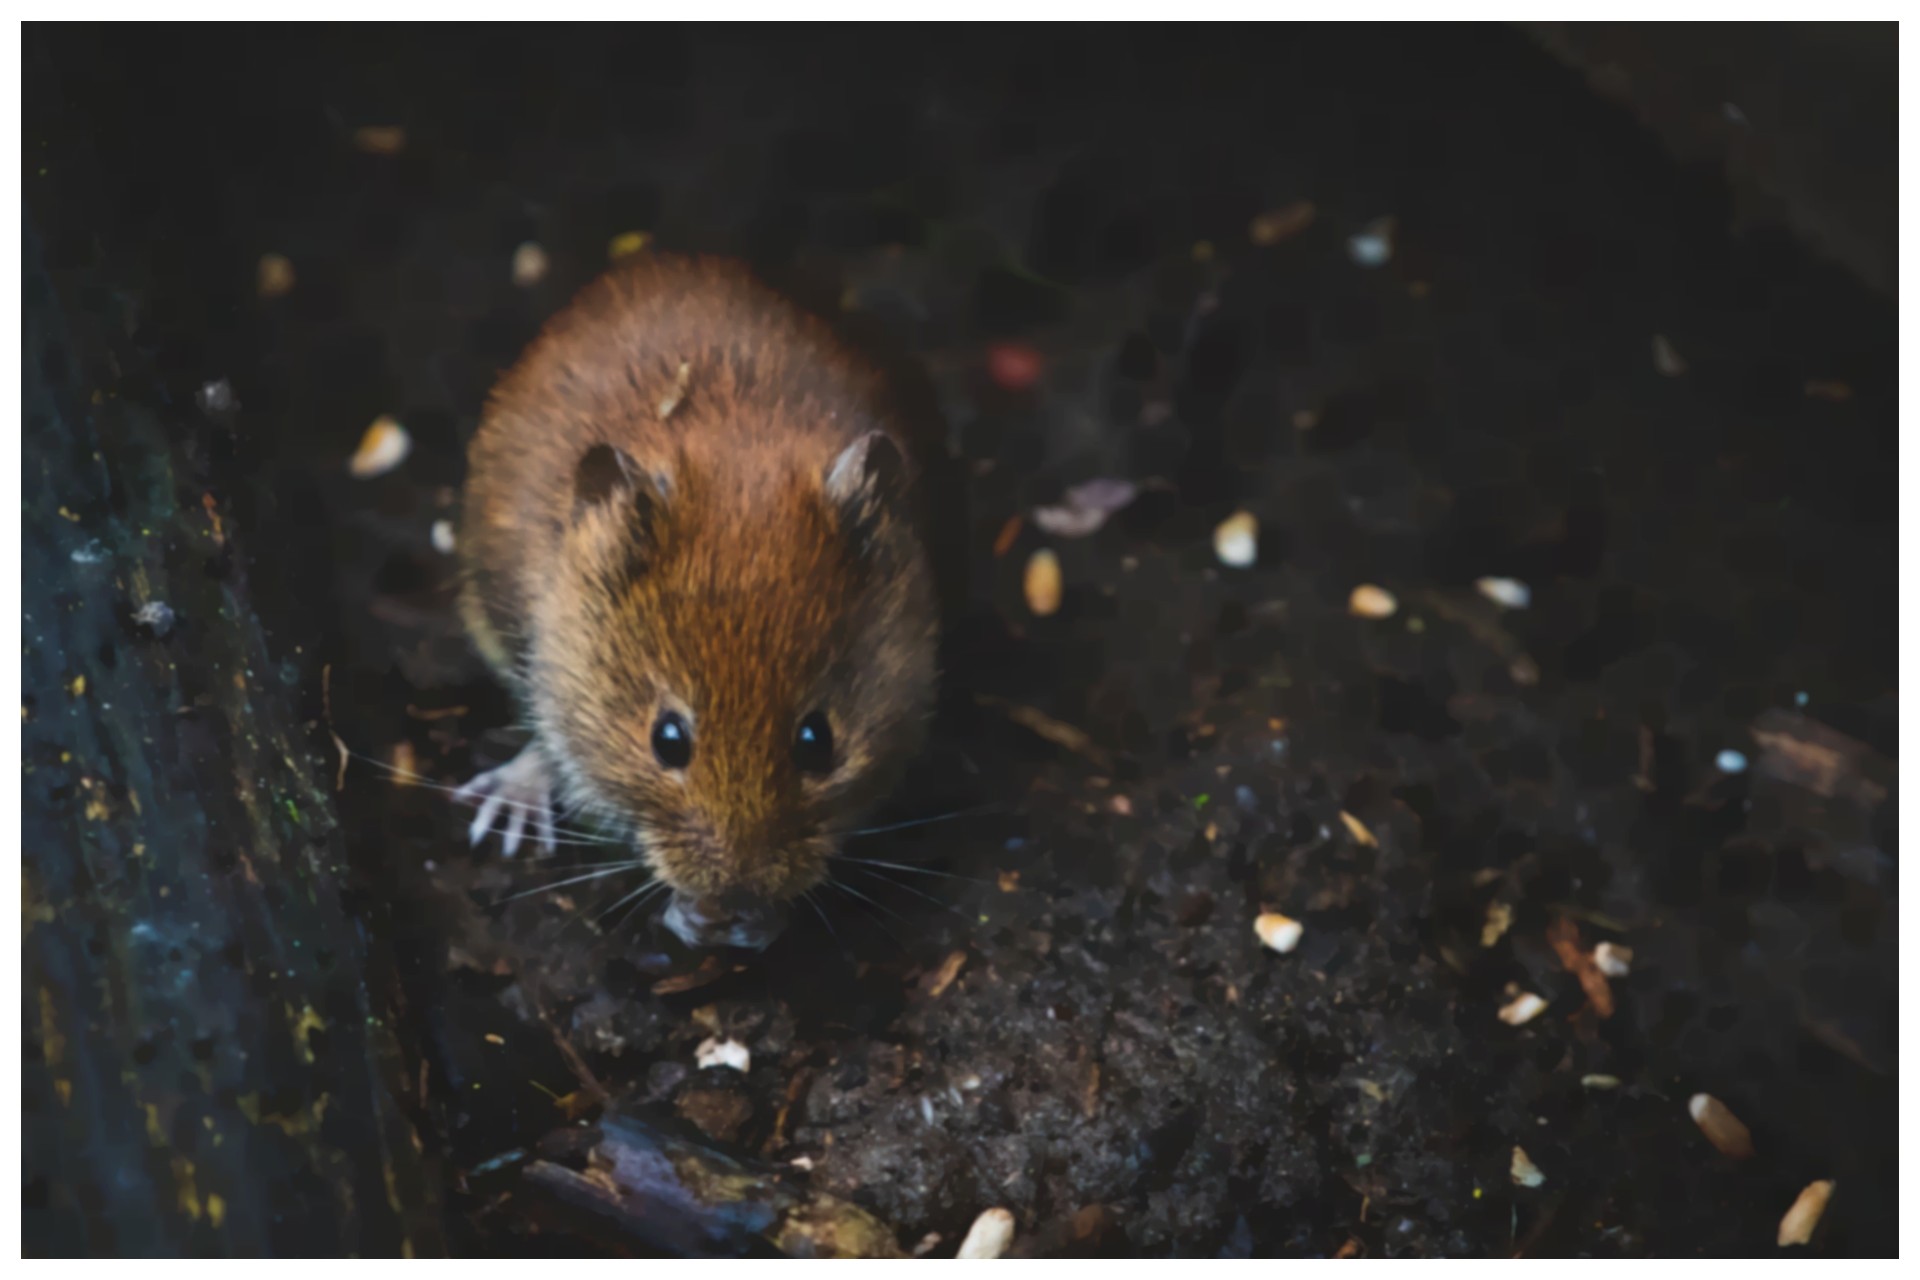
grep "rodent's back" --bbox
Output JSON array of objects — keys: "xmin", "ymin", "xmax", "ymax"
[{"xmin": 459, "ymin": 255, "xmax": 927, "ymax": 682}]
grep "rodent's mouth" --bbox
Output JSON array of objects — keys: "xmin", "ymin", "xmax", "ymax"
[{"xmin": 661, "ymin": 890, "xmax": 791, "ymax": 951}]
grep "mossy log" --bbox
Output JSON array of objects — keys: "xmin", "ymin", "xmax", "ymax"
[{"xmin": 20, "ymin": 219, "xmax": 441, "ymax": 1256}]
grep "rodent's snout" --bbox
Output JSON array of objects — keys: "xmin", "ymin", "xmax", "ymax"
[{"xmin": 662, "ymin": 890, "xmax": 790, "ymax": 951}]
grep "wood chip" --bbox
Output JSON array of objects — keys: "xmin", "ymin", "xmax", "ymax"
[
  {"xmin": 992, "ymin": 513, "xmax": 1024, "ymax": 557},
  {"xmin": 1023, "ymin": 548, "xmax": 1063, "ymax": 616},
  {"xmin": 651, "ymin": 953, "xmax": 726, "ymax": 995},
  {"xmin": 1338, "ymin": 810, "xmax": 1378, "ymax": 847},
  {"xmin": 1777, "ymin": 1179, "xmax": 1834, "ymax": 1247},
  {"xmin": 974, "ymin": 695, "xmax": 1110, "ymax": 769},
  {"xmin": 1254, "ymin": 912, "xmax": 1303, "ymax": 953},
  {"xmin": 1688, "ymin": 1093, "xmax": 1755, "ymax": 1158},
  {"xmin": 1248, "ymin": 200, "xmax": 1316, "ymax": 246},
  {"xmin": 925, "ymin": 949, "xmax": 968, "ymax": 998},
  {"xmin": 1348, "ymin": 584, "xmax": 1397, "ymax": 618},
  {"xmin": 956, "ymin": 1207, "xmax": 1015, "ymax": 1259}
]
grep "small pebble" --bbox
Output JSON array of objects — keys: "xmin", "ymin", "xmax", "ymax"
[
  {"xmin": 196, "ymin": 378, "xmax": 239, "ymax": 415},
  {"xmin": 1510, "ymin": 1145, "xmax": 1545, "ymax": 1188},
  {"xmin": 511, "ymin": 241, "xmax": 549, "ymax": 287},
  {"xmin": 349, "ymin": 416, "xmax": 412, "ymax": 478},
  {"xmin": 1213, "ymin": 510, "xmax": 1259, "ymax": 568},
  {"xmin": 1023, "ymin": 548, "xmax": 1062, "ymax": 617},
  {"xmin": 1777, "ymin": 1179, "xmax": 1834, "ymax": 1247},
  {"xmin": 1254, "ymin": 912, "xmax": 1303, "ymax": 954},
  {"xmin": 257, "ymin": 253, "xmax": 297, "ymax": 299},
  {"xmin": 1498, "ymin": 992, "xmax": 1549, "ymax": 1026},
  {"xmin": 1593, "ymin": 941, "xmax": 1633, "ymax": 978},
  {"xmin": 1475, "ymin": 576, "xmax": 1531, "ymax": 609},
  {"xmin": 1347, "ymin": 217, "xmax": 1395, "ymax": 267},
  {"xmin": 1348, "ymin": 584, "xmax": 1397, "ymax": 618},
  {"xmin": 1688, "ymin": 1093, "xmax": 1756, "ymax": 1158},
  {"xmin": 431, "ymin": 520, "xmax": 456, "ymax": 555},
  {"xmin": 956, "ymin": 1207, "xmax": 1015, "ymax": 1260},
  {"xmin": 1715, "ymin": 749, "xmax": 1749, "ymax": 774},
  {"xmin": 694, "ymin": 1037, "xmax": 750, "ymax": 1073}
]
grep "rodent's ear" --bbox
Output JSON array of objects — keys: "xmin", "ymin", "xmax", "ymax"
[
  {"xmin": 824, "ymin": 431, "xmax": 906, "ymax": 548},
  {"xmin": 573, "ymin": 443, "xmax": 671, "ymax": 521}
]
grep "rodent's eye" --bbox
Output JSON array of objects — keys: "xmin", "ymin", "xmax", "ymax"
[
  {"xmin": 793, "ymin": 711, "xmax": 834, "ymax": 776},
  {"xmin": 651, "ymin": 711, "xmax": 693, "ymax": 770}
]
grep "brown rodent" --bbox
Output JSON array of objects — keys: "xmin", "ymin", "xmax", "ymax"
[{"xmin": 456, "ymin": 253, "xmax": 941, "ymax": 949}]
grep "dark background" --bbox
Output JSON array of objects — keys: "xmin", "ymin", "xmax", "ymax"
[{"xmin": 22, "ymin": 23, "xmax": 1897, "ymax": 1257}]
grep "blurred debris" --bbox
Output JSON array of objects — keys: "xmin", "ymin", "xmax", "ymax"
[
  {"xmin": 1688, "ymin": 1093, "xmax": 1756, "ymax": 1159},
  {"xmin": 1023, "ymin": 548, "xmax": 1063, "ymax": 616},
  {"xmin": 256, "ymin": 252, "xmax": 296, "ymax": 299},
  {"xmin": 1547, "ymin": 916, "xmax": 1615, "ymax": 1019},
  {"xmin": 1652, "ymin": 333, "xmax": 1687, "ymax": 376},
  {"xmin": 352, "ymin": 124, "xmax": 407, "ymax": 155},
  {"xmin": 956, "ymin": 1207, "xmax": 1015, "ymax": 1259},
  {"xmin": 349, "ymin": 415, "xmax": 411, "ymax": 478},
  {"xmin": 1213, "ymin": 511, "xmax": 1259, "ymax": 568},
  {"xmin": 1348, "ymin": 584, "xmax": 1397, "ymax": 618},
  {"xmin": 512, "ymin": 241, "xmax": 550, "ymax": 286},
  {"xmin": 1248, "ymin": 200, "xmax": 1316, "ymax": 246},
  {"xmin": 1778, "ymin": 1180, "xmax": 1834, "ymax": 1247},
  {"xmin": 1031, "ymin": 478, "xmax": 1140, "ymax": 538},
  {"xmin": 1347, "ymin": 216, "xmax": 1395, "ymax": 267}
]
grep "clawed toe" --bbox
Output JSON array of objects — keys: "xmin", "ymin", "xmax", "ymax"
[{"xmin": 457, "ymin": 749, "xmax": 557, "ymax": 857}]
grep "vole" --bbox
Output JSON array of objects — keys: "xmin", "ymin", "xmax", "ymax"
[{"xmin": 455, "ymin": 253, "xmax": 941, "ymax": 950}]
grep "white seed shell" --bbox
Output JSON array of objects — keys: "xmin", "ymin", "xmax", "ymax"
[
  {"xmin": 695, "ymin": 1037, "xmax": 750, "ymax": 1073},
  {"xmin": 1213, "ymin": 510, "xmax": 1259, "ymax": 568},
  {"xmin": 1498, "ymin": 992, "xmax": 1549, "ymax": 1026},
  {"xmin": 956, "ymin": 1207, "xmax": 1016, "ymax": 1259},
  {"xmin": 1348, "ymin": 584, "xmax": 1398, "ymax": 618},
  {"xmin": 1777, "ymin": 1179, "xmax": 1834, "ymax": 1247},
  {"xmin": 1689, "ymin": 1093, "xmax": 1755, "ymax": 1158},
  {"xmin": 1254, "ymin": 912, "xmax": 1304, "ymax": 954}
]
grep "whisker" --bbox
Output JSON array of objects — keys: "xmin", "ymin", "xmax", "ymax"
[
  {"xmin": 491, "ymin": 861, "xmax": 652, "ymax": 903},
  {"xmin": 836, "ymin": 856, "xmax": 993, "ymax": 885},
  {"xmin": 825, "ymin": 877, "xmax": 913, "ymax": 940},
  {"xmin": 595, "ymin": 877, "xmax": 667, "ymax": 930},
  {"xmin": 802, "ymin": 889, "xmax": 842, "ymax": 948},
  {"xmin": 841, "ymin": 863, "xmax": 966, "ymax": 916},
  {"xmin": 833, "ymin": 802, "xmax": 1001, "ymax": 839}
]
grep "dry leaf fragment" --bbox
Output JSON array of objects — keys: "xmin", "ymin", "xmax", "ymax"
[
  {"xmin": 1688, "ymin": 1093, "xmax": 1755, "ymax": 1158},
  {"xmin": 1777, "ymin": 1179, "xmax": 1834, "ymax": 1247},
  {"xmin": 1546, "ymin": 915, "xmax": 1615, "ymax": 1018},
  {"xmin": 1023, "ymin": 548, "xmax": 1063, "ymax": 616}
]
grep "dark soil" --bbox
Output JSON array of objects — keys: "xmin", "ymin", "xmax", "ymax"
[{"xmin": 24, "ymin": 24, "xmax": 1896, "ymax": 1257}]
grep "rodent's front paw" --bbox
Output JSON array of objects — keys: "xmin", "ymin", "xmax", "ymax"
[{"xmin": 454, "ymin": 748, "xmax": 557, "ymax": 856}]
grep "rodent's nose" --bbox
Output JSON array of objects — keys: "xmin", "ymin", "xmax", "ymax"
[{"xmin": 663, "ymin": 891, "xmax": 789, "ymax": 951}]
